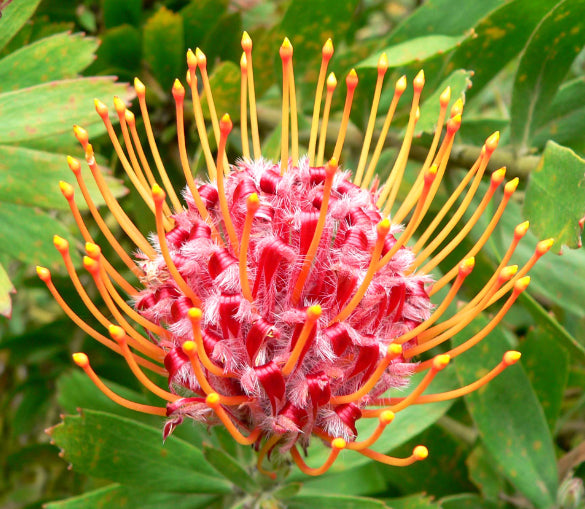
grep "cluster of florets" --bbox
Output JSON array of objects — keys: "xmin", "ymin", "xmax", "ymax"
[{"xmin": 135, "ymin": 157, "xmax": 431, "ymax": 447}]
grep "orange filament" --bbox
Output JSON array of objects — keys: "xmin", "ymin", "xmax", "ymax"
[
  {"xmin": 282, "ymin": 305, "xmax": 322, "ymax": 376},
  {"xmin": 64, "ymin": 157, "xmax": 144, "ymax": 282},
  {"xmin": 97, "ymin": 260, "xmax": 170, "ymax": 339},
  {"xmin": 124, "ymin": 111, "xmax": 159, "ymax": 189},
  {"xmin": 376, "ymin": 167, "xmax": 437, "ymax": 272},
  {"xmin": 389, "ymin": 355, "xmax": 450, "ymax": 413},
  {"xmin": 333, "ymin": 219, "xmax": 390, "ymax": 324},
  {"xmin": 393, "ymin": 257, "xmax": 476, "ymax": 346},
  {"xmin": 83, "ymin": 253, "xmax": 165, "ymax": 361},
  {"xmin": 36, "ymin": 267, "xmax": 165, "ymax": 374},
  {"xmin": 280, "ymin": 38, "xmax": 292, "ymax": 175},
  {"xmin": 112, "ymin": 98, "xmax": 150, "ymax": 192},
  {"xmin": 417, "ymin": 168, "xmax": 507, "ymax": 275},
  {"xmin": 419, "ymin": 86, "xmax": 451, "ymax": 173},
  {"xmin": 379, "ymin": 70, "xmax": 424, "ymax": 213},
  {"xmin": 316, "ymin": 72, "xmax": 337, "ymax": 166},
  {"xmin": 72, "ymin": 353, "xmax": 167, "ymax": 416},
  {"xmin": 172, "ymin": 80, "xmax": 221, "ymax": 242},
  {"xmin": 205, "ymin": 392, "xmax": 261, "ymax": 445},
  {"xmin": 432, "ymin": 220, "xmax": 529, "ymax": 296},
  {"xmin": 487, "ymin": 239, "xmax": 553, "ymax": 306},
  {"xmin": 240, "ymin": 193, "xmax": 260, "ymax": 302},
  {"xmin": 358, "ymin": 445, "xmax": 428, "ymax": 467},
  {"xmin": 288, "ymin": 55, "xmax": 299, "ymax": 167},
  {"xmin": 257, "ymin": 434, "xmax": 281, "ymax": 479},
  {"xmin": 308, "ymin": 38, "xmax": 334, "ymax": 166},
  {"xmin": 354, "ymin": 53, "xmax": 389, "ymax": 186},
  {"xmin": 240, "ymin": 52, "xmax": 250, "ymax": 159},
  {"xmin": 242, "ymin": 32, "xmax": 261, "ymax": 160},
  {"xmin": 291, "ymin": 159, "xmax": 337, "ymax": 304},
  {"xmin": 185, "ymin": 55, "xmax": 217, "ymax": 181},
  {"xmin": 290, "ymin": 438, "xmax": 346, "ymax": 476},
  {"xmin": 412, "ymin": 278, "xmax": 529, "ymax": 365},
  {"xmin": 414, "ymin": 264, "xmax": 518, "ymax": 348},
  {"xmin": 187, "ymin": 308, "xmax": 234, "ymax": 378},
  {"xmin": 428, "ymin": 177, "xmax": 518, "ymax": 290},
  {"xmin": 379, "ymin": 351, "xmax": 522, "ymax": 404},
  {"xmin": 152, "ymin": 185, "xmax": 202, "ymax": 307},
  {"xmin": 109, "ymin": 325, "xmax": 179, "ymax": 402},
  {"xmin": 361, "ymin": 75, "xmax": 407, "ymax": 190},
  {"xmin": 53, "ymin": 235, "xmax": 124, "ymax": 332},
  {"xmin": 95, "ymin": 99, "xmax": 161, "ymax": 216},
  {"xmin": 330, "ymin": 344, "xmax": 403, "ymax": 404},
  {"xmin": 347, "ymin": 411, "xmax": 395, "ymax": 450},
  {"xmin": 195, "ymin": 48, "xmax": 221, "ymax": 153},
  {"xmin": 183, "ymin": 342, "xmax": 251, "ymax": 405},
  {"xmin": 83, "ymin": 144, "xmax": 158, "ymax": 258},
  {"xmin": 392, "ymin": 114, "xmax": 462, "ymax": 224},
  {"xmin": 215, "ymin": 114, "xmax": 240, "ymax": 254},
  {"xmin": 332, "ymin": 69, "xmax": 358, "ymax": 162},
  {"xmin": 132, "ymin": 80, "xmax": 182, "ymax": 211},
  {"xmin": 411, "ymin": 138, "xmax": 491, "ymax": 254}
]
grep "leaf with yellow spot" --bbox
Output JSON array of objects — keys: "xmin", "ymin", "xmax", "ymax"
[
  {"xmin": 452, "ymin": 314, "xmax": 558, "ymax": 509},
  {"xmin": 524, "ymin": 141, "xmax": 585, "ymax": 252},
  {"xmin": 510, "ymin": 0, "xmax": 585, "ymax": 150}
]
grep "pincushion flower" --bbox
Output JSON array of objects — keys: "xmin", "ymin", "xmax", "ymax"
[{"xmin": 37, "ymin": 33, "xmax": 553, "ymax": 477}]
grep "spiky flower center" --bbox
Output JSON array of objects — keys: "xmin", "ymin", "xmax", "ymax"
[{"xmin": 137, "ymin": 157, "xmax": 431, "ymax": 444}]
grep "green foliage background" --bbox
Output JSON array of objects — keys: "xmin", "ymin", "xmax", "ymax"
[{"xmin": 0, "ymin": 0, "xmax": 584, "ymax": 508}]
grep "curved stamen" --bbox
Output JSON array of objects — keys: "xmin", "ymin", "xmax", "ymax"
[
  {"xmin": 290, "ymin": 438, "xmax": 346, "ymax": 476},
  {"xmin": 309, "ymin": 39, "xmax": 334, "ymax": 166},
  {"xmin": 205, "ymin": 392, "xmax": 261, "ymax": 445},
  {"xmin": 358, "ymin": 445, "xmax": 428, "ymax": 467},
  {"xmin": 72, "ymin": 353, "xmax": 167, "ymax": 416}
]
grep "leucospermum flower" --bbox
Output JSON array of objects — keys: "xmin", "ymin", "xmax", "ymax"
[{"xmin": 38, "ymin": 33, "xmax": 553, "ymax": 477}]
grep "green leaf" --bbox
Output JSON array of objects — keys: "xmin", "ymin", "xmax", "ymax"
[
  {"xmin": 181, "ymin": 0, "xmax": 228, "ymax": 51},
  {"xmin": 438, "ymin": 494, "xmax": 499, "ymax": 509},
  {"xmin": 202, "ymin": 443, "xmax": 259, "ymax": 494},
  {"xmin": 357, "ymin": 35, "xmax": 466, "ymax": 69},
  {"xmin": 0, "ymin": 202, "xmax": 71, "ymax": 269},
  {"xmin": 0, "ymin": 32, "xmax": 99, "ymax": 92},
  {"xmin": 384, "ymin": 494, "xmax": 439, "ymax": 508},
  {"xmin": 200, "ymin": 61, "xmax": 241, "ymax": 122},
  {"xmin": 524, "ymin": 141, "xmax": 585, "ymax": 251},
  {"xmin": 415, "ymin": 70, "xmax": 473, "ymax": 136},
  {"xmin": 0, "ymin": 261, "xmax": 15, "ymax": 317},
  {"xmin": 520, "ymin": 292, "xmax": 585, "ymax": 361},
  {"xmin": 537, "ymin": 77, "xmax": 585, "ymax": 128},
  {"xmin": 102, "ymin": 0, "xmax": 141, "ymax": 29},
  {"xmin": 302, "ymin": 461, "xmax": 387, "ymax": 497},
  {"xmin": 0, "ymin": 144, "xmax": 126, "ymax": 210},
  {"xmin": 522, "ymin": 326, "xmax": 569, "ymax": 432},
  {"xmin": 252, "ymin": 0, "xmax": 360, "ymax": 94},
  {"xmin": 286, "ymin": 493, "xmax": 389, "ymax": 509},
  {"xmin": 0, "ymin": 77, "xmax": 133, "ymax": 146},
  {"xmin": 48, "ymin": 409, "xmax": 232, "ymax": 494},
  {"xmin": 44, "ymin": 483, "xmax": 217, "ymax": 509},
  {"xmin": 452, "ymin": 316, "xmax": 558, "ymax": 508},
  {"xmin": 143, "ymin": 7, "xmax": 184, "ymax": 89},
  {"xmin": 0, "ymin": 0, "xmax": 42, "ymax": 53},
  {"xmin": 386, "ymin": 0, "xmax": 506, "ymax": 44},
  {"xmin": 466, "ymin": 446, "xmax": 506, "ymax": 502},
  {"xmin": 447, "ymin": 0, "xmax": 559, "ymax": 101},
  {"xmin": 272, "ymin": 482, "xmax": 303, "ymax": 500},
  {"xmin": 87, "ymin": 25, "xmax": 142, "ymax": 81},
  {"xmin": 510, "ymin": 0, "xmax": 585, "ymax": 150}
]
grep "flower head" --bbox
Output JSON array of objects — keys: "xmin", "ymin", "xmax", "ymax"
[{"xmin": 39, "ymin": 34, "xmax": 552, "ymax": 477}]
